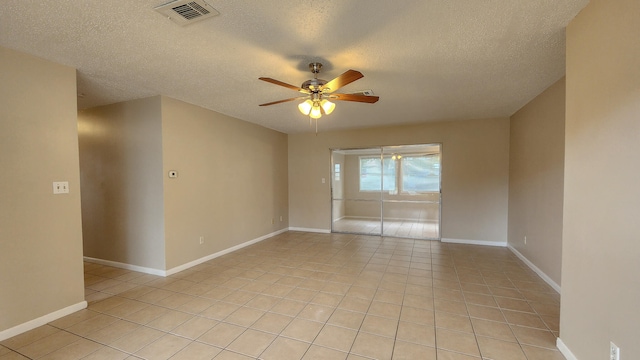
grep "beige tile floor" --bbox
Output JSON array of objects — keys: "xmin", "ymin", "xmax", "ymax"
[{"xmin": 0, "ymin": 231, "xmax": 564, "ymax": 360}]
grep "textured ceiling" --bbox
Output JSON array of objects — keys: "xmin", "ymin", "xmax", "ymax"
[{"xmin": 0, "ymin": 0, "xmax": 588, "ymax": 134}]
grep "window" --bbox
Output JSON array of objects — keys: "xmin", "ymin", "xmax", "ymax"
[
  {"xmin": 401, "ymin": 154, "xmax": 440, "ymax": 192},
  {"xmin": 359, "ymin": 156, "xmax": 396, "ymax": 191},
  {"xmin": 359, "ymin": 153, "xmax": 440, "ymax": 193},
  {"xmin": 334, "ymin": 163, "xmax": 341, "ymax": 181}
]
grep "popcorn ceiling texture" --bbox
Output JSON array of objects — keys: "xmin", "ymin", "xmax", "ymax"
[{"xmin": 0, "ymin": 0, "xmax": 588, "ymax": 133}]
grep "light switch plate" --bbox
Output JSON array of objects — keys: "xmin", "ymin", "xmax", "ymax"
[{"xmin": 53, "ymin": 181, "xmax": 69, "ymax": 194}]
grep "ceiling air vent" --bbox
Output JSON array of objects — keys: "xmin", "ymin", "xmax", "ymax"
[{"xmin": 155, "ymin": 0, "xmax": 219, "ymax": 26}]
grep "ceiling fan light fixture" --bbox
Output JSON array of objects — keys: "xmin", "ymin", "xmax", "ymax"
[
  {"xmin": 260, "ymin": 62, "xmax": 379, "ymax": 128},
  {"xmin": 298, "ymin": 99, "xmax": 313, "ymax": 115},
  {"xmin": 320, "ymin": 99, "xmax": 335, "ymax": 115},
  {"xmin": 309, "ymin": 105, "xmax": 322, "ymax": 119}
]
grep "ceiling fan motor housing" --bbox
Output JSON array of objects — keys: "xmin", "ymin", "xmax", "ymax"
[{"xmin": 301, "ymin": 78, "xmax": 328, "ymax": 92}]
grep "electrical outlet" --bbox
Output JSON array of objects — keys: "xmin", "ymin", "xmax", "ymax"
[
  {"xmin": 524, "ymin": 236, "xmax": 527, "ymax": 244},
  {"xmin": 199, "ymin": 236, "xmax": 204, "ymax": 245},
  {"xmin": 280, "ymin": 216, "xmax": 283, "ymax": 222},
  {"xmin": 610, "ymin": 342, "xmax": 620, "ymax": 360}
]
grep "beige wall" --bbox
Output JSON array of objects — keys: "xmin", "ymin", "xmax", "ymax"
[
  {"xmin": 560, "ymin": 0, "xmax": 640, "ymax": 358},
  {"xmin": 161, "ymin": 97, "xmax": 289, "ymax": 269},
  {"xmin": 508, "ymin": 78, "xmax": 565, "ymax": 286},
  {"xmin": 0, "ymin": 47, "xmax": 85, "ymax": 332},
  {"xmin": 289, "ymin": 117, "xmax": 510, "ymax": 243},
  {"xmin": 78, "ymin": 96, "xmax": 288, "ymax": 271},
  {"xmin": 78, "ymin": 97, "xmax": 166, "ymax": 270}
]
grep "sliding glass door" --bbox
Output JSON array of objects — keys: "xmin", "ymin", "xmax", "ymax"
[{"xmin": 331, "ymin": 144, "xmax": 441, "ymax": 240}]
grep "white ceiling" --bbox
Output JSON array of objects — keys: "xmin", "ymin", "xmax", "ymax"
[{"xmin": 0, "ymin": 0, "xmax": 588, "ymax": 134}]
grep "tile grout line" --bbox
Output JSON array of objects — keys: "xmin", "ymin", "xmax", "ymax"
[{"xmin": 455, "ymin": 250, "xmax": 485, "ymax": 360}]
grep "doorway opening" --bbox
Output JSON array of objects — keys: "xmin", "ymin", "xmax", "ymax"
[{"xmin": 331, "ymin": 144, "xmax": 441, "ymax": 240}]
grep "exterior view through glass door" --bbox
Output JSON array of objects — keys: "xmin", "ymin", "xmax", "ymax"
[{"xmin": 331, "ymin": 144, "xmax": 441, "ymax": 240}]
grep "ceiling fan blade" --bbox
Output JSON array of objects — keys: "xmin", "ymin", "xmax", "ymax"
[
  {"xmin": 259, "ymin": 97, "xmax": 306, "ymax": 106},
  {"xmin": 330, "ymin": 93, "xmax": 380, "ymax": 103},
  {"xmin": 259, "ymin": 77, "xmax": 310, "ymax": 93},
  {"xmin": 320, "ymin": 70, "xmax": 364, "ymax": 93}
]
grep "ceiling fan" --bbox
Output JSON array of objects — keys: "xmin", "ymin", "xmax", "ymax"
[{"xmin": 259, "ymin": 62, "xmax": 379, "ymax": 122}]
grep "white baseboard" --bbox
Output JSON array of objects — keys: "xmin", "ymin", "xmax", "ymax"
[
  {"xmin": 557, "ymin": 338, "xmax": 578, "ymax": 360},
  {"xmin": 83, "ymin": 257, "xmax": 166, "ymax": 277},
  {"xmin": 0, "ymin": 301, "xmax": 87, "ymax": 342},
  {"xmin": 165, "ymin": 228, "xmax": 288, "ymax": 276},
  {"xmin": 441, "ymin": 238, "xmax": 507, "ymax": 247},
  {"xmin": 288, "ymin": 227, "xmax": 331, "ymax": 234},
  {"xmin": 508, "ymin": 245, "xmax": 561, "ymax": 294},
  {"xmin": 85, "ymin": 229, "xmax": 289, "ymax": 277}
]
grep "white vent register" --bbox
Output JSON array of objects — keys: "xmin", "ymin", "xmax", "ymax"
[{"xmin": 155, "ymin": 0, "xmax": 219, "ymax": 26}]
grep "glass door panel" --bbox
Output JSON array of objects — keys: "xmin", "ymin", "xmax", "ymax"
[
  {"xmin": 332, "ymin": 199, "xmax": 382, "ymax": 235},
  {"xmin": 331, "ymin": 149, "xmax": 382, "ymax": 236},
  {"xmin": 382, "ymin": 200, "xmax": 440, "ymax": 239},
  {"xmin": 381, "ymin": 144, "xmax": 441, "ymax": 240}
]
